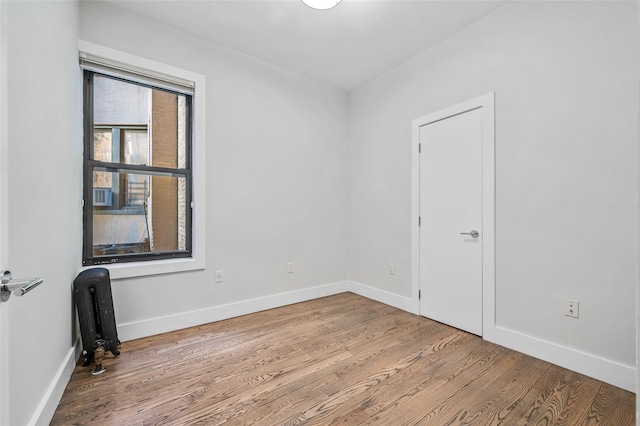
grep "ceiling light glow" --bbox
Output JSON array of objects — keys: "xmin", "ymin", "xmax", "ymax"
[{"xmin": 302, "ymin": 0, "xmax": 342, "ymax": 10}]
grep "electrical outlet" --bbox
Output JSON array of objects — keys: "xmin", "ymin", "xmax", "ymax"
[
  {"xmin": 388, "ymin": 263, "xmax": 395, "ymax": 275},
  {"xmin": 215, "ymin": 270, "xmax": 223, "ymax": 283},
  {"xmin": 287, "ymin": 262, "xmax": 294, "ymax": 274},
  {"xmin": 564, "ymin": 299, "xmax": 579, "ymax": 318}
]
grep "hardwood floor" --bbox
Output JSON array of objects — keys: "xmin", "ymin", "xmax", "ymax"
[{"xmin": 51, "ymin": 293, "xmax": 635, "ymax": 425}]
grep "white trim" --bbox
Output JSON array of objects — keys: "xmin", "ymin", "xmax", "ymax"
[
  {"xmin": 117, "ymin": 282, "xmax": 350, "ymax": 342},
  {"xmin": 348, "ymin": 281, "xmax": 416, "ymax": 314},
  {"xmin": 410, "ymin": 117, "xmax": 422, "ymax": 316},
  {"xmin": 30, "ymin": 338, "xmax": 82, "ymax": 426},
  {"xmin": 79, "ymin": 51, "xmax": 194, "ymax": 95},
  {"xmin": 118, "ymin": 281, "xmax": 415, "ymax": 347},
  {"xmin": 78, "ymin": 41, "xmax": 200, "ymax": 91},
  {"xmin": 411, "ymin": 92, "xmax": 496, "ymax": 342},
  {"xmin": 495, "ymin": 326, "xmax": 636, "ymax": 393},
  {"xmin": 481, "ymin": 94, "xmax": 496, "ymax": 343},
  {"xmin": 78, "ymin": 41, "xmax": 206, "ymax": 280},
  {"xmin": 94, "ymin": 257, "xmax": 203, "ymax": 281}
]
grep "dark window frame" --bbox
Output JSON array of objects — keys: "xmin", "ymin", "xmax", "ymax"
[{"xmin": 82, "ymin": 70, "xmax": 194, "ymax": 266}]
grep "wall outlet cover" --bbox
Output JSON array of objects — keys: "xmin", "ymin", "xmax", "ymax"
[{"xmin": 564, "ymin": 299, "xmax": 579, "ymax": 318}]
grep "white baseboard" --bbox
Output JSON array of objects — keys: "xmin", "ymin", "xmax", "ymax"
[
  {"xmin": 118, "ymin": 281, "xmax": 350, "ymax": 342},
  {"xmin": 31, "ymin": 337, "xmax": 81, "ymax": 426},
  {"xmin": 348, "ymin": 281, "xmax": 417, "ymax": 314},
  {"xmin": 495, "ymin": 326, "xmax": 636, "ymax": 393},
  {"xmin": 118, "ymin": 280, "xmax": 417, "ymax": 343}
]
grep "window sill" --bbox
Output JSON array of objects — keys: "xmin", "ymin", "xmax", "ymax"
[{"xmin": 81, "ymin": 256, "xmax": 204, "ymax": 280}]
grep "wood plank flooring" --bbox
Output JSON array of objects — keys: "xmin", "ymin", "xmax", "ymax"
[{"xmin": 51, "ymin": 293, "xmax": 635, "ymax": 425}]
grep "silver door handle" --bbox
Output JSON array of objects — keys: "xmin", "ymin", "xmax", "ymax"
[
  {"xmin": 460, "ymin": 230, "xmax": 479, "ymax": 238},
  {"xmin": 1, "ymin": 270, "xmax": 44, "ymax": 302}
]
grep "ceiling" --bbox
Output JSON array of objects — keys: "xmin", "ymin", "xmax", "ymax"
[{"xmin": 104, "ymin": 0, "xmax": 509, "ymax": 92}]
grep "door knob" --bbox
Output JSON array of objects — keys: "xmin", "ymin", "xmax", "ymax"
[{"xmin": 460, "ymin": 230, "xmax": 479, "ymax": 238}]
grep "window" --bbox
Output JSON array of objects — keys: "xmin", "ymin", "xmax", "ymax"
[
  {"xmin": 82, "ymin": 61, "xmax": 193, "ymax": 265},
  {"xmin": 79, "ymin": 41, "xmax": 205, "ymax": 278}
]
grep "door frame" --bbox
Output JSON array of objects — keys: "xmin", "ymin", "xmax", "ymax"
[{"xmin": 411, "ymin": 92, "xmax": 495, "ymax": 342}]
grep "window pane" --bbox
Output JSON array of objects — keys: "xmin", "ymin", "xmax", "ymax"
[
  {"xmin": 93, "ymin": 127, "xmax": 149, "ymax": 166},
  {"xmin": 92, "ymin": 171, "xmax": 187, "ymax": 257},
  {"xmin": 94, "ymin": 75, "xmax": 149, "ymax": 126},
  {"xmin": 92, "ymin": 75, "xmax": 187, "ymax": 168}
]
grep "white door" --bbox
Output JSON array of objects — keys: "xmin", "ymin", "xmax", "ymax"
[{"xmin": 419, "ymin": 107, "xmax": 484, "ymax": 336}]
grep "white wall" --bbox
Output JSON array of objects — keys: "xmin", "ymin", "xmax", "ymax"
[
  {"xmin": 6, "ymin": 1, "xmax": 81, "ymax": 424},
  {"xmin": 79, "ymin": 1, "xmax": 349, "ymax": 339},
  {"xmin": 636, "ymin": 0, "xmax": 639, "ymax": 415},
  {"xmin": 348, "ymin": 0, "xmax": 637, "ymax": 390}
]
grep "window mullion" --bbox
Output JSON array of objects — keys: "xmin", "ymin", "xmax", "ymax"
[{"xmin": 87, "ymin": 160, "xmax": 190, "ymax": 178}]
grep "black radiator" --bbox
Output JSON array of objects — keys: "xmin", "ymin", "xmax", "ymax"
[{"xmin": 74, "ymin": 268, "xmax": 120, "ymax": 367}]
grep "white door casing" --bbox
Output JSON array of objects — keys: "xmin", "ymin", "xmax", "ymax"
[{"xmin": 411, "ymin": 93, "xmax": 495, "ymax": 342}]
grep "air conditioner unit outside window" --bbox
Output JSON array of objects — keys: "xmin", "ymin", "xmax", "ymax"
[{"xmin": 93, "ymin": 188, "xmax": 112, "ymax": 207}]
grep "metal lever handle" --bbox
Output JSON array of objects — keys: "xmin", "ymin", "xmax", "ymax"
[
  {"xmin": 1, "ymin": 271, "xmax": 44, "ymax": 302},
  {"xmin": 8, "ymin": 277, "xmax": 44, "ymax": 296},
  {"xmin": 460, "ymin": 230, "xmax": 479, "ymax": 238}
]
